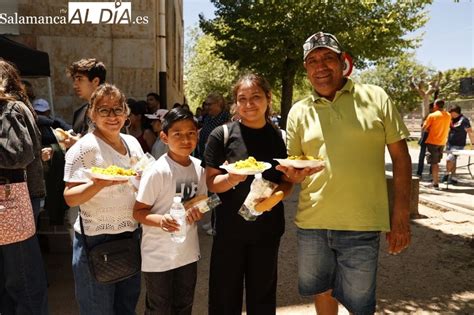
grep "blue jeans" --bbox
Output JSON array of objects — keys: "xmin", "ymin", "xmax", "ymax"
[
  {"xmin": 72, "ymin": 231, "xmax": 141, "ymax": 315},
  {"xmin": 0, "ymin": 235, "xmax": 48, "ymax": 315},
  {"xmin": 297, "ymin": 229, "xmax": 380, "ymax": 315},
  {"xmin": 417, "ymin": 143, "xmax": 427, "ymax": 176}
]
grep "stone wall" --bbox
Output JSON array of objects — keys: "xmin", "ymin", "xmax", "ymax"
[{"xmin": 5, "ymin": 0, "xmax": 183, "ymax": 122}]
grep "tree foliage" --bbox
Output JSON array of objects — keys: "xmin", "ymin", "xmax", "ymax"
[
  {"xmin": 439, "ymin": 67, "xmax": 474, "ymax": 100},
  {"xmin": 357, "ymin": 52, "xmax": 473, "ymax": 115},
  {"xmin": 356, "ymin": 52, "xmax": 433, "ymax": 114},
  {"xmin": 199, "ymin": 0, "xmax": 433, "ymax": 127},
  {"xmin": 184, "ymin": 27, "xmax": 239, "ymax": 110}
]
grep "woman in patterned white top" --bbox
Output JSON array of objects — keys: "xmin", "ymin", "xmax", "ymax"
[{"xmin": 64, "ymin": 84, "xmax": 144, "ymax": 315}]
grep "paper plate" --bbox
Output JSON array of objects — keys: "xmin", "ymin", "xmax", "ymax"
[
  {"xmin": 84, "ymin": 169, "xmax": 135, "ymax": 181},
  {"xmin": 274, "ymin": 158, "xmax": 325, "ymax": 169},
  {"xmin": 220, "ymin": 162, "xmax": 272, "ymax": 175}
]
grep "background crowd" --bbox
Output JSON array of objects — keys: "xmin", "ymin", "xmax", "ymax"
[{"xmin": 0, "ymin": 28, "xmax": 472, "ymax": 315}]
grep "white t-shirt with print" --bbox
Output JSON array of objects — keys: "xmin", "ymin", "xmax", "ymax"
[
  {"xmin": 136, "ymin": 154, "xmax": 207, "ymax": 272},
  {"xmin": 64, "ymin": 133, "xmax": 144, "ymax": 236}
]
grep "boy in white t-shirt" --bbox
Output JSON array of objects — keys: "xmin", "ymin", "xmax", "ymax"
[{"xmin": 133, "ymin": 107, "xmax": 207, "ymax": 314}]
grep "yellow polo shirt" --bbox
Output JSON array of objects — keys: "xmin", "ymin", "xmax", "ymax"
[{"xmin": 286, "ymin": 79, "xmax": 409, "ymax": 231}]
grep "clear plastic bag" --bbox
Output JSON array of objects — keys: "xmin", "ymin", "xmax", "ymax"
[
  {"xmin": 129, "ymin": 153, "xmax": 156, "ymax": 190},
  {"xmin": 191, "ymin": 194, "xmax": 222, "ymax": 214},
  {"xmin": 130, "ymin": 152, "xmax": 155, "ymax": 174},
  {"xmin": 238, "ymin": 174, "xmax": 277, "ymax": 221}
]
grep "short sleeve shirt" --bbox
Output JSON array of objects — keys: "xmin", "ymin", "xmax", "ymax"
[
  {"xmin": 423, "ymin": 110, "xmax": 451, "ymax": 146},
  {"xmin": 135, "ymin": 155, "xmax": 207, "ymax": 272},
  {"xmin": 64, "ymin": 133, "xmax": 144, "ymax": 235},
  {"xmin": 448, "ymin": 114, "xmax": 471, "ymax": 147},
  {"xmin": 286, "ymin": 79, "xmax": 409, "ymax": 232},
  {"xmin": 203, "ymin": 121, "xmax": 287, "ymax": 240}
]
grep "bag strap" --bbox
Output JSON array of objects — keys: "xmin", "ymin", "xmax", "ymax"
[
  {"xmin": 79, "ymin": 136, "xmax": 137, "ymax": 251},
  {"xmin": 78, "ymin": 215, "xmax": 92, "ymax": 255},
  {"xmin": 222, "ymin": 124, "xmax": 229, "ymax": 147},
  {"xmin": 120, "ymin": 135, "xmax": 132, "ymax": 158}
]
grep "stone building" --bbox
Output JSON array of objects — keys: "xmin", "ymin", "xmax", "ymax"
[{"xmin": 0, "ymin": 0, "xmax": 184, "ymax": 121}]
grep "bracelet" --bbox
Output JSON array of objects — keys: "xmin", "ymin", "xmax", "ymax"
[{"xmin": 225, "ymin": 174, "xmax": 236, "ymax": 190}]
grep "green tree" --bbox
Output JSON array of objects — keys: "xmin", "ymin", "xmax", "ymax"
[
  {"xmin": 184, "ymin": 27, "xmax": 240, "ymax": 110},
  {"xmin": 439, "ymin": 67, "xmax": 474, "ymax": 100},
  {"xmin": 356, "ymin": 52, "xmax": 433, "ymax": 114},
  {"xmin": 200, "ymin": 0, "xmax": 432, "ymax": 127}
]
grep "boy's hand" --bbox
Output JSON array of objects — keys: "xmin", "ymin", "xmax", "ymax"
[
  {"xmin": 186, "ymin": 206, "xmax": 203, "ymax": 224},
  {"xmin": 160, "ymin": 213, "xmax": 180, "ymax": 233},
  {"xmin": 183, "ymin": 195, "xmax": 207, "ymax": 209}
]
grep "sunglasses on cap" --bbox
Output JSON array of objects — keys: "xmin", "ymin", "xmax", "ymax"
[{"xmin": 303, "ymin": 32, "xmax": 342, "ymax": 60}]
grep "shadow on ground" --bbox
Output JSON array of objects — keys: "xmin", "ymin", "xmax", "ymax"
[{"xmin": 42, "ymin": 187, "xmax": 473, "ymax": 314}]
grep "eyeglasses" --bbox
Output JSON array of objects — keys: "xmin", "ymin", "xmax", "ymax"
[
  {"xmin": 96, "ymin": 106, "xmax": 125, "ymax": 117},
  {"xmin": 303, "ymin": 32, "xmax": 342, "ymax": 60}
]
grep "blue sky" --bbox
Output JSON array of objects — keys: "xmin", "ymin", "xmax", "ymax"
[{"xmin": 184, "ymin": 0, "xmax": 473, "ymax": 71}]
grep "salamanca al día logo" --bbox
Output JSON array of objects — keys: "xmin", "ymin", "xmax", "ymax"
[
  {"xmin": 68, "ymin": 1, "xmax": 148, "ymax": 24},
  {"xmin": 0, "ymin": 1, "xmax": 148, "ymax": 25}
]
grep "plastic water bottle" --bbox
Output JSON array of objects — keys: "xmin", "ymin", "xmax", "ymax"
[{"xmin": 170, "ymin": 196, "xmax": 186, "ymax": 243}]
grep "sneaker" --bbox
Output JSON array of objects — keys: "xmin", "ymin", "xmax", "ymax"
[
  {"xmin": 428, "ymin": 183, "xmax": 441, "ymax": 190},
  {"xmin": 441, "ymin": 175, "xmax": 449, "ymax": 182}
]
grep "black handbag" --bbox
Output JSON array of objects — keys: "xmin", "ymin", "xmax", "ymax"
[{"xmin": 79, "ymin": 216, "xmax": 141, "ymax": 284}]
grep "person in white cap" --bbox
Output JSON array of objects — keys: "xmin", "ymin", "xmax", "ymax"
[
  {"xmin": 278, "ymin": 31, "xmax": 412, "ymax": 315},
  {"xmin": 145, "ymin": 109, "xmax": 169, "ymax": 159}
]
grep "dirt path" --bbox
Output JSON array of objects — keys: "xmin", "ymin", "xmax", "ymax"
[
  {"xmin": 191, "ymin": 189, "xmax": 474, "ymax": 314},
  {"xmin": 45, "ymin": 188, "xmax": 474, "ymax": 314}
]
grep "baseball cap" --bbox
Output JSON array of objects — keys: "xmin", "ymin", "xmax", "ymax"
[
  {"xmin": 33, "ymin": 98, "xmax": 50, "ymax": 112},
  {"xmin": 303, "ymin": 32, "xmax": 342, "ymax": 60},
  {"xmin": 145, "ymin": 109, "xmax": 169, "ymax": 121}
]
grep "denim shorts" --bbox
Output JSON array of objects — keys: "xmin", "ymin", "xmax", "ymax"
[{"xmin": 297, "ymin": 229, "xmax": 380, "ymax": 314}]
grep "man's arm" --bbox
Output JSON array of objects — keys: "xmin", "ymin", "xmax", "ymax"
[
  {"xmin": 422, "ymin": 115, "xmax": 432, "ymax": 133},
  {"xmin": 386, "ymin": 139, "xmax": 412, "ymax": 254},
  {"xmin": 466, "ymin": 127, "xmax": 474, "ymax": 146}
]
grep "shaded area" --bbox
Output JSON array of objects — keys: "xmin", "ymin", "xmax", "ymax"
[
  {"xmin": 0, "ymin": 35, "xmax": 50, "ymax": 76},
  {"xmin": 42, "ymin": 189, "xmax": 473, "ymax": 314}
]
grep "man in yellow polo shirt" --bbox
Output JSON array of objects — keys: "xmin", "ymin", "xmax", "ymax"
[
  {"xmin": 422, "ymin": 99, "xmax": 451, "ymax": 189},
  {"xmin": 277, "ymin": 32, "xmax": 412, "ymax": 314}
]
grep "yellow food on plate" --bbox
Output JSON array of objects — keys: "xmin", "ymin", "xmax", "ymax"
[
  {"xmin": 287, "ymin": 155, "xmax": 323, "ymax": 161},
  {"xmin": 91, "ymin": 165, "xmax": 136, "ymax": 176},
  {"xmin": 233, "ymin": 156, "xmax": 265, "ymax": 170}
]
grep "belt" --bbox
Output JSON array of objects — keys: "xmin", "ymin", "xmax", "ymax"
[{"xmin": 0, "ymin": 169, "xmax": 26, "ymax": 184}]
